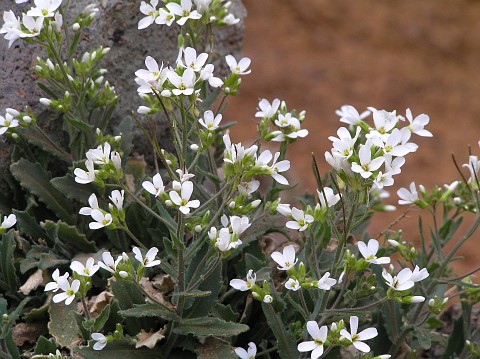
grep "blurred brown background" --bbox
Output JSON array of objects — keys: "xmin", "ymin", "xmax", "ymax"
[{"xmin": 225, "ymin": 0, "xmax": 480, "ymax": 273}]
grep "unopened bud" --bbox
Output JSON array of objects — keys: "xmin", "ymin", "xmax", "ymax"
[
  {"xmin": 229, "ymin": 201, "xmax": 235, "ymax": 208},
  {"xmin": 263, "ymin": 295, "xmax": 273, "ymax": 303},
  {"xmin": 102, "ymin": 47, "xmax": 111, "ymax": 55},
  {"xmin": 388, "ymin": 239, "xmax": 400, "ymax": 247},
  {"xmin": 6, "ymin": 108, "xmax": 19, "ymax": 117},
  {"xmin": 46, "ymin": 58, "xmax": 54, "ymax": 70},
  {"xmin": 190, "ymin": 144, "xmax": 199, "ymax": 151},
  {"xmin": 22, "ymin": 116, "xmax": 32, "ymax": 124},
  {"xmin": 72, "ymin": 23, "xmax": 80, "ymax": 31},
  {"xmin": 119, "ymin": 271, "xmax": 128, "ymax": 278},
  {"xmin": 250, "ymin": 199, "xmax": 261, "ymax": 208},
  {"xmin": 165, "ymin": 200, "xmax": 173, "ymax": 207},
  {"xmin": 137, "ymin": 106, "xmax": 152, "ymax": 114},
  {"xmin": 428, "ymin": 299, "xmax": 435, "ymax": 306},
  {"xmin": 194, "ymin": 225, "xmax": 202, "ymax": 233},
  {"xmin": 39, "ymin": 98, "xmax": 52, "ymax": 106}
]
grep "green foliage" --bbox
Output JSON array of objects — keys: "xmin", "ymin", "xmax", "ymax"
[
  {"xmin": 48, "ymin": 301, "xmax": 80, "ymax": 349},
  {"xmin": 0, "ymin": 230, "xmax": 18, "ymax": 293},
  {"xmin": 174, "ymin": 316, "xmax": 249, "ymax": 337}
]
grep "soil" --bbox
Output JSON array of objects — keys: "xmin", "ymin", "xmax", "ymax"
[{"xmin": 225, "ymin": 0, "xmax": 480, "ymax": 274}]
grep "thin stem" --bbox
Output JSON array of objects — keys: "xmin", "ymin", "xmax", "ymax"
[
  {"xmin": 81, "ymin": 296, "xmax": 91, "ymax": 321},
  {"xmin": 325, "ymin": 297, "xmax": 387, "ymax": 313},
  {"xmin": 120, "ymin": 225, "xmax": 146, "ymax": 250},
  {"xmin": 186, "ymin": 254, "xmax": 221, "ymax": 291},
  {"xmin": 134, "ymin": 281, "xmax": 176, "ymax": 313}
]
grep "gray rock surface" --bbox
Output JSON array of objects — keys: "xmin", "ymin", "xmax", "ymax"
[{"xmin": 0, "ymin": 0, "xmax": 246, "ymax": 193}]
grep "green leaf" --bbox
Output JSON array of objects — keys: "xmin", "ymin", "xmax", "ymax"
[
  {"xmin": 73, "ymin": 342, "xmax": 160, "ymax": 359},
  {"xmin": 10, "ymin": 159, "xmax": 74, "ymax": 223},
  {"xmin": 118, "ymin": 303, "xmax": 179, "ymax": 322},
  {"xmin": 443, "ymin": 314, "xmax": 465, "ymax": 358},
  {"xmin": 210, "ymin": 303, "xmax": 237, "ymax": 322},
  {"xmin": 111, "ymin": 281, "xmax": 147, "ymax": 334},
  {"xmin": 66, "ymin": 116, "xmax": 93, "ymax": 132},
  {"xmin": 51, "ymin": 175, "xmax": 97, "ymax": 203},
  {"xmin": 262, "ymin": 303, "xmax": 297, "ymax": 359},
  {"xmin": 42, "ymin": 220, "xmax": 96, "ymax": 253},
  {"xmin": 16, "ymin": 127, "xmax": 71, "ymax": 162},
  {"xmin": 174, "ymin": 317, "xmax": 249, "ymax": 337},
  {"xmin": 0, "ymin": 230, "xmax": 18, "ymax": 293},
  {"xmin": 48, "ymin": 301, "xmax": 79, "ymax": 348},
  {"xmin": 13, "ymin": 210, "xmax": 48, "ymax": 243},
  {"xmin": 175, "ymin": 290, "xmax": 212, "ymax": 298},
  {"xmin": 415, "ymin": 327, "xmax": 432, "ymax": 350},
  {"xmin": 33, "ymin": 336, "xmax": 58, "ymax": 355},
  {"xmin": 92, "ymin": 304, "xmax": 111, "ymax": 333}
]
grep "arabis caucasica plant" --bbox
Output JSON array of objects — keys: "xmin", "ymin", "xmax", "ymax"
[{"xmin": 0, "ymin": 1, "xmax": 479, "ymax": 358}]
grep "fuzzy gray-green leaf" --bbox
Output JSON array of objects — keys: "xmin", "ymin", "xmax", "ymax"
[
  {"xmin": 174, "ymin": 317, "xmax": 249, "ymax": 337},
  {"xmin": 10, "ymin": 159, "xmax": 74, "ymax": 223}
]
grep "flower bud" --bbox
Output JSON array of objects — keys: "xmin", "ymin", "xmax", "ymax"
[
  {"xmin": 190, "ymin": 144, "xmax": 199, "ymax": 151},
  {"xmin": 165, "ymin": 200, "xmax": 173, "ymax": 207},
  {"xmin": 194, "ymin": 225, "xmax": 202, "ymax": 233},
  {"xmin": 39, "ymin": 98, "xmax": 52, "ymax": 106},
  {"xmin": 428, "ymin": 299, "xmax": 435, "ymax": 306},
  {"xmin": 229, "ymin": 201, "xmax": 236, "ymax": 208},
  {"xmin": 22, "ymin": 116, "xmax": 32, "ymax": 124},
  {"xmin": 6, "ymin": 108, "xmax": 19, "ymax": 117},
  {"xmin": 263, "ymin": 295, "xmax": 273, "ymax": 303},
  {"xmin": 404, "ymin": 295, "xmax": 425, "ymax": 304},
  {"xmin": 72, "ymin": 23, "xmax": 80, "ymax": 31},
  {"xmin": 137, "ymin": 106, "xmax": 152, "ymax": 114},
  {"xmin": 388, "ymin": 239, "xmax": 400, "ymax": 247},
  {"xmin": 119, "ymin": 271, "xmax": 128, "ymax": 278},
  {"xmin": 250, "ymin": 199, "xmax": 261, "ymax": 208},
  {"xmin": 46, "ymin": 59, "xmax": 54, "ymax": 70}
]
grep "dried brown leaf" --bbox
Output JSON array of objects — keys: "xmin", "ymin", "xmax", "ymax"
[
  {"xmin": 139, "ymin": 277, "xmax": 175, "ymax": 310},
  {"xmin": 12, "ymin": 322, "xmax": 46, "ymax": 346},
  {"xmin": 135, "ymin": 328, "xmax": 165, "ymax": 349},
  {"xmin": 19, "ymin": 269, "xmax": 43, "ymax": 295}
]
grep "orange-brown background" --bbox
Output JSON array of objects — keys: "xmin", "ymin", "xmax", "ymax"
[{"xmin": 226, "ymin": 0, "xmax": 480, "ymax": 273}]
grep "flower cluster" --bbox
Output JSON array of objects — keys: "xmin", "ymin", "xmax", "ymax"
[
  {"xmin": 257, "ymin": 99, "xmax": 308, "ymax": 143},
  {"xmin": 271, "ymin": 245, "xmax": 338, "ymax": 292},
  {"xmin": 142, "ymin": 169, "xmax": 200, "ymax": 215},
  {"xmin": 74, "ymin": 141, "xmax": 123, "ymax": 185},
  {"xmin": 135, "ymin": 47, "xmax": 250, "ymax": 114},
  {"xmin": 138, "ymin": 0, "xmax": 239, "ymax": 30},
  {"xmin": 79, "ymin": 191, "xmax": 124, "ymax": 230},
  {"xmin": 326, "ymin": 105, "xmax": 431, "ymax": 190},
  {"xmin": 229, "ymin": 269, "xmax": 272, "ymax": 303},
  {"xmin": 209, "ymin": 214, "xmax": 250, "ymax": 253}
]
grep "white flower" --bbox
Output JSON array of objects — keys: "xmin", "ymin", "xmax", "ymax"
[
  {"xmin": 405, "ymin": 108, "xmax": 432, "ymax": 137},
  {"xmin": 74, "ymin": 160, "xmax": 96, "ymax": 184},
  {"xmin": 135, "ymin": 56, "xmax": 168, "ymax": 94},
  {"xmin": 169, "ymin": 181, "xmax": 200, "ymax": 214},
  {"xmin": 238, "ymin": 180, "xmax": 260, "ymax": 195},
  {"xmin": 19, "ymin": 14, "xmax": 44, "ymax": 38},
  {"xmin": 178, "ymin": 47, "xmax": 208, "ymax": 72},
  {"xmin": 155, "ymin": 7, "xmax": 176, "ymax": 26},
  {"xmin": 397, "ymin": 181, "xmax": 419, "ymax": 205},
  {"xmin": 86, "ymin": 143, "xmax": 111, "ymax": 165},
  {"xmin": 225, "ymin": 55, "xmax": 251, "ymax": 75},
  {"xmin": 286, "ymin": 207, "xmax": 314, "ymax": 232},
  {"xmin": 255, "ymin": 98, "xmax": 280, "ymax": 119},
  {"xmin": 1, "ymin": 213, "xmax": 16, "ymax": 229},
  {"xmin": 297, "ymin": 321, "xmax": 328, "ymax": 359},
  {"xmin": 98, "ymin": 251, "xmax": 123, "ymax": 274},
  {"xmin": 53, "ymin": 278, "xmax": 80, "ymax": 305},
  {"xmin": 0, "ymin": 10, "xmax": 22, "ymax": 47},
  {"xmin": 463, "ymin": 155, "xmax": 480, "ymax": 183},
  {"xmin": 79, "ymin": 193, "xmax": 99, "ymax": 216},
  {"xmin": 335, "ymin": 105, "xmax": 370, "ymax": 125},
  {"xmin": 138, "ymin": 0, "xmax": 159, "ymax": 29},
  {"xmin": 198, "ymin": 110, "xmax": 222, "ymax": 131},
  {"xmin": 194, "ymin": 0, "xmax": 213, "ymax": 13},
  {"xmin": 269, "ymin": 152, "xmax": 290, "ymax": 185},
  {"xmin": 111, "ymin": 151, "xmax": 122, "ymax": 170},
  {"xmin": 142, "ymin": 173, "xmax": 165, "ymax": 197},
  {"xmin": 234, "ymin": 342, "xmax": 256, "ymax": 359},
  {"xmin": 44, "ymin": 269, "xmax": 69, "ymax": 292},
  {"xmin": 109, "ymin": 190, "xmax": 124, "ymax": 210},
  {"xmin": 371, "ymin": 108, "xmax": 400, "ymax": 134},
  {"xmin": 373, "ymin": 171, "xmax": 394, "ymax": 189},
  {"xmin": 317, "ymin": 187, "xmax": 340, "ymax": 208},
  {"xmin": 411, "ymin": 265, "xmax": 429, "ymax": 282},
  {"xmin": 91, "ymin": 332, "xmax": 107, "ymax": 351},
  {"xmin": 168, "ymin": 68, "xmax": 196, "ymax": 96},
  {"xmin": 357, "ymin": 239, "xmax": 390, "ymax": 265},
  {"xmin": 382, "ymin": 268, "xmax": 414, "ymax": 291},
  {"xmin": 132, "ymin": 246, "xmax": 161, "ymax": 267},
  {"xmin": 317, "ymin": 272, "xmax": 337, "ymax": 290},
  {"xmin": 223, "ymin": 13, "xmax": 240, "ymax": 25},
  {"xmin": 230, "ymin": 269, "xmax": 256, "ymax": 291},
  {"xmin": 166, "ymin": 0, "xmax": 201, "ymax": 25},
  {"xmin": 27, "ymin": 0, "xmax": 62, "ymax": 18},
  {"xmin": 89, "ymin": 210, "xmax": 113, "ymax": 230},
  {"xmin": 0, "ymin": 113, "xmax": 19, "ymax": 135},
  {"xmin": 351, "ymin": 142, "xmax": 385, "ymax": 179},
  {"xmin": 276, "ymin": 203, "xmax": 292, "ymax": 216},
  {"xmin": 230, "ymin": 216, "xmax": 251, "ymax": 237},
  {"xmin": 285, "ymin": 278, "xmax": 300, "ymax": 291},
  {"xmin": 340, "ymin": 316, "xmax": 378, "ymax": 353},
  {"xmin": 271, "ymin": 245, "xmax": 298, "ymax": 271},
  {"xmin": 70, "ymin": 257, "xmax": 100, "ymax": 277},
  {"xmin": 199, "ymin": 64, "xmax": 223, "ymax": 87}
]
